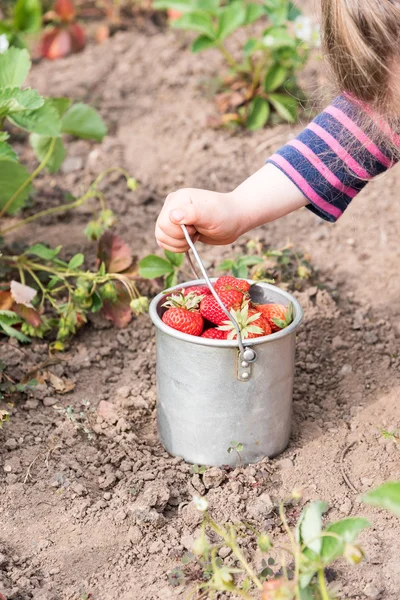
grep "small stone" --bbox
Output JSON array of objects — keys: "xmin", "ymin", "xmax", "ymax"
[
  {"xmin": 97, "ymin": 400, "xmax": 119, "ymax": 424},
  {"xmin": 276, "ymin": 458, "xmax": 293, "ymax": 470},
  {"xmin": 190, "ymin": 474, "xmax": 205, "ymax": 495},
  {"xmin": 338, "ymin": 498, "xmax": 352, "ymax": 515},
  {"xmin": 247, "ymin": 492, "xmax": 274, "ymax": 520},
  {"xmin": 365, "ymin": 332, "xmax": 378, "ymax": 345},
  {"xmin": 149, "ymin": 540, "xmax": 164, "ymax": 554},
  {"xmin": 25, "ymin": 399, "xmax": 39, "ymax": 410},
  {"xmin": 0, "ymin": 552, "xmax": 7, "ymax": 566},
  {"xmin": 114, "ymin": 509, "xmax": 127, "ymax": 523},
  {"xmin": 218, "ymin": 546, "xmax": 232, "ymax": 559},
  {"xmin": 5, "ymin": 438, "xmax": 18, "ymax": 450},
  {"xmin": 182, "ymin": 502, "xmax": 203, "ymax": 528},
  {"xmin": 49, "ymin": 567, "xmax": 60, "ymax": 575},
  {"xmin": 98, "ymin": 472, "xmax": 117, "ymax": 490},
  {"xmin": 61, "ymin": 156, "xmax": 83, "ymax": 174},
  {"xmin": 203, "ymin": 467, "xmax": 225, "ymax": 489},
  {"xmin": 128, "ymin": 525, "xmax": 143, "ymax": 545},
  {"xmin": 43, "ymin": 397, "xmax": 58, "ymax": 407},
  {"xmin": 363, "ymin": 583, "xmax": 383, "ymax": 599},
  {"xmin": 71, "ymin": 482, "xmax": 87, "ymax": 496},
  {"xmin": 331, "ymin": 336, "xmax": 349, "ymax": 350},
  {"xmin": 103, "ymin": 492, "xmax": 111, "ymax": 500},
  {"xmin": 340, "ymin": 364, "xmax": 353, "ymax": 376},
  {"xmin": 116, "ymin": 386, "xmax": 130, "ymax": 398}
]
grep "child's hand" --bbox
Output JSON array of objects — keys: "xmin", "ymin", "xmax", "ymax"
[
  {"xmin": 155, "ymin": 188, "xmax": 246, "ymax": 253},
  {"xmin": 155, "ymin": 165, "xmax": 308, "ymax": 253}
]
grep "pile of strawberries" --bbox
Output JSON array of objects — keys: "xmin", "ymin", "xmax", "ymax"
[{"xmin": 161, "ymin": 276, "xmax": 293, "ymax": 340}]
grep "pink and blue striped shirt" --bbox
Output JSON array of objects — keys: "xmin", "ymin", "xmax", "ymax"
[{"xmin": 267, "ymin": 95, "xmax": 400, "ymax": 222}]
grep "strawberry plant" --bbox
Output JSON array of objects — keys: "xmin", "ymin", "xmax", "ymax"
[
  {"xmin": 154, "ymin": 0, "xmax": 319, "ymax": 129},
  {"xmin": 0, "ymin": 0, "xmax": 42, "ymax": 49},
  {"xmin": 0, "ymin": 45, "xmax": 106, "ymax": 218},
  {"xmin": 40, "ymin": 0, "xmax": 85, "ymax": 59},
  {"xmin": 177, "ymin": 492, "xmax": 370, "ymax": 599},
  {"xmin": 218, "ymin": 241, "xmax": 315, "ymax": 291},
  {"xmin": 138, "ymin": 250, "xmax": 184, "ymax": 289}
]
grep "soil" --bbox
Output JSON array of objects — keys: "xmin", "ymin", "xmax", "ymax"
[{"xmin": 1, "ymin": 21, "xmax": 400, "ymax": 600}]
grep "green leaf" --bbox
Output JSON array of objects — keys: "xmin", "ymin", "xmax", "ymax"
[
  {"xmin": 245, "ymin": 3, "xmax": 264, "ymax": 24},
  {"xmin": 164, "ymin": 250, "xmax": 184, "ymax": 267},
  {"xmin": 0, "ymin": 310, "xmax": 22, "ymax": 325},
  {"xmin": 0, "ymin": 47, "xmax": 31, "ymax": 87},
  {"xmin": 138, "ymin": 255, "xmax": 174, "ymax": 279},
  {"xmin": 62, "ymin": 103, "xmax": 107, "ymax": 141},
  {"xmin": 236, "ymin": 264, "xmax": 248, "ymax": 278},
  {"xmin": 363, "ymin": 482, "xmax": 400, "ymax": 517},
  {"xmin": 321, "ymin": 518, "xmax": 370, "ymax": 564},
  {"xmin": 30, "ymin": 134, "xmax": 66, "ymax": 173},
  {"xmin": 153, "ymin": 0, "xmax": 193, "ymax": 12},
  {"xmin": 296, "ymin": 501, "xmax": 328, "ymax": 555},
  {"xmin": 48, "ymin": 276, "xmax": 63, "ymax": 289},
  {"xmin": 238, "ymin": 255, "xmax": 264, "ymax": 266},
  {"xmin": 269, "ymin": 93, "xmax": 298, "ymax": 123},
  {"xmin": 288, "ymin": 1, "xmax": 302, "ymax": 21},
  {"xmin": 172, "ymin": 13, "xmax": 216, "ymax": 39},
  {"xmin": 14, "ymin": 0, "xmax": 42, "ymax": 33},
  {"xmin": 264, "ymin": 64, "xmax": 288, "ymax": 92},
  {"xmin": 10, "ymin": 98, "xmax": 62, "ymax": 136},
  {"xmin": 0, "ymin": 141, "xmax": 18, "ymax": 162},
  {"xmin": 263, "ymin": 26, "xmax": 296, "ymax": 49},
  {"xmin": 0, "ymin": 322, "xmax": 30, "ymax": 343},
  {"xmin": 48, "ymin": 97, "xmax": 72, "ymax": 117},
  {"xmin": 25, "ymin": 243, "xmax": 61, "ymax": 260},
  {"xmin": 246, "ymin": 97, "xmax": 270, "ymax": 130},
  {"xmin": 217, "ymin": 2, "xmax": 246, "ymax": 41},
  {"xmin": 192, "ymin": 35, "xmax": 216, "ymax": 52},
  {"xmin": 243, "ymin": 38, "xmax": 259, "ymax": 56},
  {"xmin": 196, "ymin": 0, "xmax": 220, "ymax": 13},
  {"xmin": 0, "ymin": 158, "xmax": 32, "ymax": 214},
  {"xmin": 0, "ymin": 87, "xmax": 43, "ymax": 118},
  {"xmin": 217, "ymin": 259, "xmax": 234, "ymax": 271},
  {"xmin": 68, "ymin": 254, "xmax": 85, "ymax": 270}
]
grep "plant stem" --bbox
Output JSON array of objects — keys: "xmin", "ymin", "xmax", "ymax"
[
  {"xmin": 0, "ymin": 189, "xmax": 95, "ymax": 237},
  {"xmin": 250, "ymin": 57, "xmax": 264, "ymax": 96},
  {"xmin": 207, "ymin": 518, "xmax": 263, "ymax": 591},
  {"xmin": 216, "ymin": 42, "xmax": 242, "ymax": 72},
  {"xmin": 279, "ymin": 503, "xmax": 301, "ymax": 600},
  {"xmin": 0, "ymin": 137, "xmax": 56, "ymax": 220},
  {"xmin": 318, "ymin": 568, "xmax": 330, "ymax": 600}
]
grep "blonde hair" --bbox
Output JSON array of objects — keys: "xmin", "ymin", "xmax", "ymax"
[{"xmin": 321, "ymin": 0, "xmax": 400, "ymax": 114}]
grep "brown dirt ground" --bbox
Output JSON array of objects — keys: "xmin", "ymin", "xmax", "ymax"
[{"xmin": 1, "ymin": 22, "xmax": 400, "ymax": 600}]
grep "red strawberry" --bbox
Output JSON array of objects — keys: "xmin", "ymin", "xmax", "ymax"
[
  {"xmin": 255, "ymin": 302, "xmax": 293, "ymax": 333},
  {"xmin": 200, "ymin": 289, "xmax": 243, "ymax": 326},
  {"xmin": 219, "ymin": 303, "xmax": 271, "ymax": 339},
  {"xmin": 162, "ymin": 308, "xmax": 203, "ymax": 336},
  {"xmin": 162, "ymin": 290, "xmax": 204, "ymax": 336},
  {"xmin": 214, "ymin": 276, "xmax": 250, "ymax": 295},
  {"xmin": 201, "ymin": 328, "xmax": 228, "ymax": 340},
  {"xmin": 183, "ymin": 285, "xmax": 211, "ymax": 297}
]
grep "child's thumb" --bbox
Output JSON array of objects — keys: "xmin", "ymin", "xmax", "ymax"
[{"xmin": 169, "ymin": 203, "xmax": 198, "ymax": 226}]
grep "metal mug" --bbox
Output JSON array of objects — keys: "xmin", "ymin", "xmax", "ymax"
[{"xmin": 149, "ymin": 227, "xmax": 303, "ymax": 467}]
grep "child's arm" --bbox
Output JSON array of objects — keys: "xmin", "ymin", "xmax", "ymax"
[
  {"xmin": 156, "ymin": 95, "xmax": 399, "ymax": 252},
  {"xmin": 155, "ymin": 164, "xmax": 308, "ymax": 252}
]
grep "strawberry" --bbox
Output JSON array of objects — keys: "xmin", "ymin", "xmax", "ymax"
[
  {"xmin": 214, "ymin": 276, "xmax": 250, "ymax": 295},
  {"xmin": 200, "ymin": 289, "xmax": 243, "ymax": 326},
  {"xmin": 219, "ymin": 302, "xmax": 271, "ymax": 339},
  {"xmin": 255, "ymin": 302, "xmax": 293, "ymax": 333},
  {"xmin": 183, "ymin": 285, "xmax": 211, "ymax": 297},
  {"xmin": 162, "ymin": 308, "xmax": 204, "ymax": 336},
  {"xmin": 162, "ymin": 290, "xmax": 205, "ymax": 336},
  {"xmin": 201, "ymin": 328, "xmax": 228, "ymax": 340}
]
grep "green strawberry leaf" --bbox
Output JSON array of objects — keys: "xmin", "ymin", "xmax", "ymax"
[
  {"xmin": 192, "ymin": 35, "xmax": 216, "ymax": 52},
  {"xmin": 172, "ymin": 13, "xmax": 216, "ymax": 39},
  {"xmin": 62, "ymin": 103, "xmax": 107, "ymax": 141},
  {"xmin": 246, "ymin": 97, "xmax": 270, "ymax": 130},
  {"xmin": 264, "ymin": 64, "xmax": 288, "ymax": 92},
  {"xmin": 14, "ymin": 0, "xmax": 42, "ymax": 33},
  {"xmin": 0, "ymin": 87, "xmax": 43, "ymax": 118},
  {"xmin": 269, "ymin": 93, "xmax": 298, "ymax": 123},
  {"xmin": 0, "ymin": 47, "xmax": 31, "ymax": 87},
  {"xmin": 10, "ymin": 98, "xmax": 62, "ymax": 136},
  {"xmin": 216, "ymin": 2, "xmax": 246, "ymax": 41},
  {"xmin": 30, "ymin": 134, "xmax": 66, "ymax": 173},
  {"xmin": 0, "ymin": 158, "xmax": 32, "ymax": 214},
  {"xmin": 0, "ymin": 141, "xmax": 18, "ymax": 162},
  {"xmin": 139, "ymin": 255, "xmax": 174, "ymax": 279},
  {"xmin": 363, "ymin": 482, "xmax": 400, "ymax": 517}
]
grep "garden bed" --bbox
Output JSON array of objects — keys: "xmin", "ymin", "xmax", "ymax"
[{"xmin": 1, "ymin": 23, "xmax": 400, "ymax": 600}]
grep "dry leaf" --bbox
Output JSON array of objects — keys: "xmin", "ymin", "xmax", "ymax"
[
  {"xmin": 45, "ymin": 371, "xmax": 75, "ymax": 394},
  {"xmin": 0, "ymin": 291, "xmax": 13, "ymax": 310}
]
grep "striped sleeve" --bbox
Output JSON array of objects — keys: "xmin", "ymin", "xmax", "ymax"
[{"xmin": 266, "ymin": 95, "xmax": 400, "ymax": 222}]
